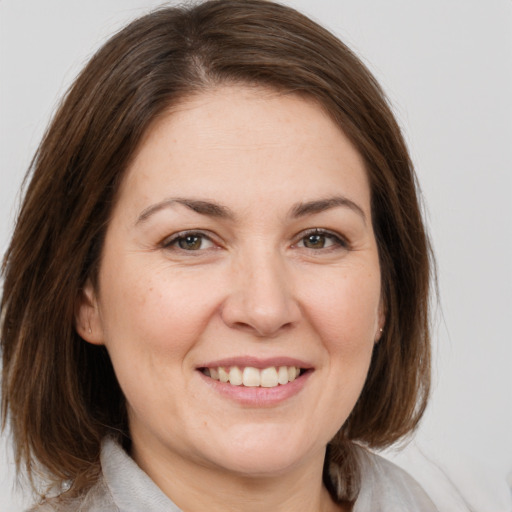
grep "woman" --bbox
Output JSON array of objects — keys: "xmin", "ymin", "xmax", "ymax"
[{"xmin": 1, "ymin": 1, "xmax": 435, "ymax": 510}]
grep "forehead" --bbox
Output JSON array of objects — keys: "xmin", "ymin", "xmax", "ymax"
[{"xmin": 117, "ymin": 85, "xmax": 370, "ymax": 216}]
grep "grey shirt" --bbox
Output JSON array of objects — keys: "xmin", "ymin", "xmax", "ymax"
[{"xmin": 30, "ymin": 438, "xmax": 438, "ymax": 511}]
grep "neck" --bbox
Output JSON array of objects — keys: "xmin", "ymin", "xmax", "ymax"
[{"xmin": 131, "ymin": 440, "xmax": 347, "ymax": 512}]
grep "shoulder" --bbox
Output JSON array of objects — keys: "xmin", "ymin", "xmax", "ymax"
[
  {"xmin": 353, "ymin": 447, "xmax": 439, "ymax": 512},
  {"xmin": 27, "ymin": 438, "xmax": 180, "ymax": 512}
]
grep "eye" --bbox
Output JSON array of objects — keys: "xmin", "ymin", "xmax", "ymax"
[
  {"xmin": 295, "ymin": 229, "xmax": 347, "ymax": 250},
  {"xmin": 163, "ymin": 232, "xmax": 215, "ymax": 251}
]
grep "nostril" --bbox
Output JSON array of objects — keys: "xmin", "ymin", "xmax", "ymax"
[
  {"xmin": 219, "ymin": 277, "xmax": 301, "ymax": 336},
  {"xmin": 231, "ymin": 319, "xmax": 295, "ymax": 338}
]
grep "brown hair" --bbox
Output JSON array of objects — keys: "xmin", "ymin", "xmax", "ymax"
[{"xmin": 1, "ymin": 0, "xmax": 432, "ymax": 503}]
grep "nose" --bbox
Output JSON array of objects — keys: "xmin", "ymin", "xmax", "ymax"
[{"xmin": 220, "ymin": 248, "xmax": 301, "ymax": 337}]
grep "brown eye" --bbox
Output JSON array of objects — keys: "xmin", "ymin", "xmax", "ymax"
[
  {"xmin": 164, "ymin": 232, "xmax": 215, "ymax": 251},
  {"xmin": 178, "ymin": 235, "xmax": 203, "ymax": 250},
  {"xmin": 296, "ymin": 230, "xmax": 346, "ymax": 250},
  {"xmin": 303, "ymin": 234, "xmax": 327, "ymax": 249}
]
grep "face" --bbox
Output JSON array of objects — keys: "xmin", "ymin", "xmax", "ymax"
[{"xmin": 78, "ymin": 85, "xmax": 384, "ymax": 480}]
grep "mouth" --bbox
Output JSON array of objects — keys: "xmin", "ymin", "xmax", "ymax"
[{"xmin": 199, "ymin": 365, "xmax": 308, "ymax": 388}]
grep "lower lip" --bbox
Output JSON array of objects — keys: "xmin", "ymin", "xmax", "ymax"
[{"xmin": 197, "ymin": 370, "xmax": 312, "ymax": 406}]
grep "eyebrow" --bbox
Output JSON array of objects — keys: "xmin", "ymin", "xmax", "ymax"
[
  {"xmin": 136, "ymin": 198, "xmax": 235, "ymax": 224},
  {"xmin": 136, "ymin": 195, "xmax": 366, "ymax": 225},
  {"xmin": 290, "ymin": 196, "xmax": 367, "ymax": 224}
]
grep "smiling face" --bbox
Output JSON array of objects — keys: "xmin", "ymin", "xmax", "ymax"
[{"xmin": 78, "ymin": 85, "xmax": 384, "ymax": 488}]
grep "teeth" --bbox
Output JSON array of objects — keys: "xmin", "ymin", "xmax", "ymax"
[
  {"xmin": 219, "ymin": 367, "xmax": 229, "ymax": 383},
  {"xmin": 242, "ymin": 367, "xmax": 260, "ymax": 387},
  {"xmin": 229, "ymin": 366, "xmax": 243, "ymax": 386},
  {"xmin": 261, "ymin": 367, "xmax": 278, "ymax": 387},
  {"xmin": 204, "ymin": 365, "xmax": 303, "ymax": 387},
  {"xmin": 277, "ymin": 366, "xmax": 289, "ymax": 385}
]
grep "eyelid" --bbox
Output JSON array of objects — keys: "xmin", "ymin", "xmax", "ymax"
[
  {"xmin": 161, "ymin": 229, "xmax": 220, "ymax": 250},
  {"xmin": 293, "ymin": 228, "xmax": 349, "ymax": 249},
  {"xmin": 159, "ymin": 227, "xmax": 349, "ymax": 252}
]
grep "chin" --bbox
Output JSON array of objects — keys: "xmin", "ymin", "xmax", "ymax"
[
  {"xmin": 201, "ymin": 426, "xmax": 322, "ymax": 477},
  {"xmin": 216, "ymin": 448, "xmax": 306, "ymax": 477}
]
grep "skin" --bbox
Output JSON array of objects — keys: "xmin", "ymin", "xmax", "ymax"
[{"xmin": 77, "ymin": 85, "xmax": 385, "ymax": 512}]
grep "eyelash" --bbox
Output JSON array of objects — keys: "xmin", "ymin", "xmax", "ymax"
[
  {"xmin": 161, "ymin": 231, "xmax": 218, "ymax": 252},
  {"xmin": 294, "ymin": 228, "xmax": 349, "ymax": 251},
  {"xmin": 161, "ymin": 228, "xmax": 348, "ymax": 253}
]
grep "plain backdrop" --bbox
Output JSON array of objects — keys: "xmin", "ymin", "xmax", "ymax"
[{"xmin": 1, "ymin": 1, "xmax": 511, "ymax": 511}]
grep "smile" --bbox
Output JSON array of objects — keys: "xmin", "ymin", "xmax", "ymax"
[{"xmin": 200, "ymin": 366, "xmax": 303, "ymax": 388}]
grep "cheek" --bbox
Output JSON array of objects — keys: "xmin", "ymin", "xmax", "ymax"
[
  {"xmin": 96, "ymin": 264, "xmax": 218, "ymax": 424},
  {"xmin": 98, "ymin": 260, "xmax": 223, "ymax": 366},
  {"xmin": 300, "ymin": 266, "xmax": 382, "ymax": 346},
  {"xmin": 299, "ymin": 264, "xmax": 380, "ymax": 417}
]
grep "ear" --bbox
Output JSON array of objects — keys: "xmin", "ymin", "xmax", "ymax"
[
  {"xmin": 375, "ymin": 297, "xmax": 387, "ymax": 343},
  {"xmin": 75, "ymin": 279, "xmax": 105, "ymax": 345}
]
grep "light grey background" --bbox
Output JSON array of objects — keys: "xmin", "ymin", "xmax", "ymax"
[{"xmin": 1, "ymin": 1, "xmax": 511, "ymax": 510}]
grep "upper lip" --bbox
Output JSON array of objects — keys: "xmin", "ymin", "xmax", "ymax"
[{"xmin": 197, "ymin": 356, "xmax": 313, "ymax": 370}]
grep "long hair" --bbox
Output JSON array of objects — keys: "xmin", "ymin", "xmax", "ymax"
[{"xmin": 1, "ymin": 0, "xmax": 432, "ymax": 502}]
